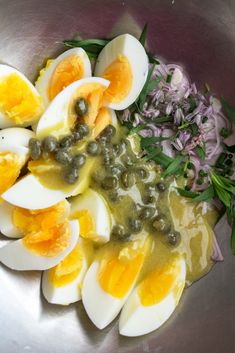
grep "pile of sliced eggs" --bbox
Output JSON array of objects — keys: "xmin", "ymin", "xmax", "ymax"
[{"xmin": 0, "ymin": 33, "xmax": 186, "ymax": 337}]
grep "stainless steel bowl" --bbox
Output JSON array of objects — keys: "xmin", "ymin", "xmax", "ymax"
[{"xmin": 0, "ymin": 1, "xmax": 235, "ymax": 352}]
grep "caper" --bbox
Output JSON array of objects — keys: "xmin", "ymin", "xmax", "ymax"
[
  {"xmin": 72, "ymin": 154, "xmax": 86, "ymax": 168},
  {"xmin": 121, "ymin": 155, "xmax": 134, "ymax": 167},
  {"xmin": 111, "ymin": 224, "xmax": 125, "ymax": 238},
  {"xmin": 86, "ymin": 141, "xmax": 101, "ymax": 156},
  {"xmin": 112, "ymin": 143, "xmax": 122, "ymax": 157},
  {"xmin": 74, "ymin": 98, "xmax": 88, "ymax": 117},
  {"xmin": 135, "ymin": 167, "xmax": 149, "ymax": 180},
  {"xmin": 42, "ymin": 136, "xmax": 57, "ymax": 153},
  {"xmin": 108, "ymin": 191, "xmax": 120, "ymax": 203},
  {"xmin": 55, "ymin": 149, "xmax": 72, "ymax": 165},
  {"xmin": 72, "ymin": 130, "xmax": 82, "ymax": 143},
  {"xmin": 145, "ymin": 183, "xmax": 155, "ymax": 193},
  {"xmin": 75, "ymin": 123, "xmax": 89, "ymax": 137},
  {"xmin": 167, "ymin": 231, "xmax": 181, "ymax": 246},
  {"xmin": 152, "ymin": 215, "xmax": 171, "ymax": 233},
  {"xmin": 142, "ymin": 194, "xmax": 156, "ymax": 204},
  {"xmin": 128, "ymin": 218, "xmax": 143, "ymax": 234},
  {"xmin": 139, "ymin": 207, "xmax": 155, "ymax": 220},
  {"xmin": 156, "ymin": 182, "xmax": 166, "ymax": 192},
  {"xmin": 29, "ymin": 138, "xmax": 42, "ymax": 160},
  {"xmin": 63, "ymin": 167, "xmax": 79, "ymax": 184},
  {"xmin": 101, "ymin": 124, "xmax": 116, "ymax": 137},
  {"xmin": 103, "ymin": 154, "xmax": 113, "ymax": 166},
  {"xmin": 59, "ymin": 135, "xmax": 73, "ymax": 149},
  {"xmin": 101, "ymin": 176, "xmax": 118, "ymax": 190},
  {"xmin": 121, "ymin": 170, "xmax": 135, "ymax": 189},
  {"xmin": 109, "ymin": 164, "xmax": 124, "ymax": 176}
]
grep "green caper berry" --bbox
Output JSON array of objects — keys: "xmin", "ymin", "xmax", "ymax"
[
  {"xmin": 111, "ymin": 224, "xmax": 125, "ymax": 239},
  {"xmin": 142, "ymin": 194, "xmax": 156, "ymax": 204},
  {"xmin": 42, "ymin": 136, "xmax": 57, "ymax": 153},
  {"xmin": 139, "ymin": 207, "xmax": 155, "ymax": 220},
  {"xmin": 55, "ymin": 149, "xmax": 72, "ymax": 165},
  {"xmin": 72, "ymin": 154, "xmax": 86, "ymax": 168},
  {"xmin": 187, "ymin": 162, "xmax": 194, "ymax": 170},
  {"xmin": 86, "ymin": 141, "xmax": 101, "ymax": 156},
  {"xmin": 156, "ymin": 182, "xmax": 166, "ymax": 192},
  {"xmin": 135, "ymin": 167, "xmax": 149, "ymax": 180},
  {"xmin": 152, "ymin": 215, "xmax": 171, "ymax": 233},
  {"xmin": 128, "ymin": 218, "xmax": 143, "ymax": 234},
  {"xmin": 167, "ymin": 231, "xmax": 181, "ymax": 246},
  {"xmin": 63, "ymin": 167, "xmax": 79, "ymax": 184},
  {"xmin": 72, "ymin": 130, "xmax": 82, "ymax": 143},
  {"xmin": 29, "ymin": 138, "xmax": 42, "ymax": 160},
  {"xmin": 101, "ymin": 176, "xmax": 118, "ymax": 190},
  {"xmin": 59, "ymin": 135, "xmax": 73, "ymax": 149},
  {"xmin": 121, "ymin": 171, "xmax": 135, "ymax": 189},
  {"xmin": 112, "ymin": 143, "xmax": 122, "ymax": 157},
  {"xmin": 101, "ymin": 124, "xmax": 116, "ymax": 137},
  {"xmin": 109, "ymin": 164, "xmax": 124, "ymax": 176},
  {"xmin": 75, "ymin": 98, "xmax": 88, "ymax": 117},
  {"xmin": 75, "ymin": 123, "xmax": 89, "ymax": 137},
  {"xmin": 121, "ymin": 155, "xmax": 134, "ymax": 167}
]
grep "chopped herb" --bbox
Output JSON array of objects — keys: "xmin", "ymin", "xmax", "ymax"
[
  {"xmin": 140, "ymin": 136, "xmax": 170, "ymax": 149},
  {"xmin": 193, "ymin": 185, "xmax": 214, "ymax": 202},
  {"xmin": 175, "ymin": 187, "xmax": 198, "ymax": 198},
  {"xmin": 161, "ymin": 155, "xmax": 185, "ymax": 178},
  {"xmin": 166, "ymin": 74, "xmax": 172, "ymax": 83},
  {"xmin": 148, "ymin": 54, "xmax": 160, "ymax": 65},
  {"xmin": 202, "ymin": 116, "xmax": 208, "ymax": 123},
  {"xmin": 187, "ymin": 162, "xmax": 194, "ymax": 169},
  {"xmin": 199, "ymin": 169, "xmax": 208, "ymax": 177},
  {"xmin": 190, "ymin": 123, "xmax": 199, "ymax": 136},
  {"xmin": 153, "ymin": 116, "xmax": 173, "ymax": 124},
  {"xmin": 221, "ymin": 96, "xmax": 235, "ymax": 124},
  {"xmin": 195, "ymin": 145, "xmax": 206, "ymax": 160},
  {"xmin": 196, "ymin": 178, "xmax": 204, "ymax": 185},
  {"xmin": 137, "ymin": 66, "xmax": 161, "ymax": 110},
  {"xmin": 188, "ymin": 95, "xmax": 197, "ymax": 113},
  {"xmin": 220, "ymin": 127, "xmax": 230, "ymax": 138},
  {"xmin": 215, "ymin": 152, "xmax": 227, "ymax": 167},
  {"xmin": 129, "ymin": 124, "xmax": 147, "ymax": 135},
  {"xmin": 139, "ymin": 23, "xmax": 148, "ymax": 46}
]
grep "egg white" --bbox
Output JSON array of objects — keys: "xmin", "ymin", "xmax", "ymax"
[
  {"xmin": 0, "ymin": 64, "xmax": 42, "ymax": 128},
  {"xmin": 119, "ymin": 257, "xmax": 186, "ymax": 337},
  {"xmin": 0, "ymin": 127, "xmax": 35, "ymax": 147},
  {"xmin": 0, "ymin": 201, "xmax": 23, "ymax": 238},
  {"xmin": 0, "ymin": 220, "xmax": 79, "ymax": 271},
  {"xmin": 94, "ymin": 33, "xmax": 148, "ymax": 110},
  {"xmin": 35, "ymin": 48, "xmax": 92, "ymax": 109},
  {"xmin": 70, "ymin": 188, "xmax": 111, "ymax": 243}
]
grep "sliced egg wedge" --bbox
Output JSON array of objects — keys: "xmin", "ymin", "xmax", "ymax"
[
  {"xmin": 36, "ymin": 77, "xmax": 110, "ymax": 139},
  {"xmin": 0, "ymin": 64, "xmax": 42, "ymax": 128},
  {"xmin": 0, "ymin": 201, "xmax": 23, "ymax": 238},
  {"xmin": 94, "ymin": 34, "xmax": 148, "ymax": 110},
  {"xmin": 119, "ymin": 256, "xmax": 186, "ymax": 337},
  {"xmin": 0, "ymin": 144, "xmax": 29, "ymax": 196},
  {"xmin": 35, "ymin": 48, "xmax": 92, "ymax": 109},
  {"xmin": 70, "ymin": 188, "xmax": 111, "ymax": 243},
  {"xmin": 0, "ymin": 199, "xmax": 79, "ymax": 270},
  {"xmin": 0, "ymin": 127, "xmax": 35, "ymax": 146},
  {"xmin": 42, "ymin": 238, "xmax": 93, "ymax": 305},
  {"xmin": 82, "ymin": 236, "xmax": 150, "ymax": 329}
]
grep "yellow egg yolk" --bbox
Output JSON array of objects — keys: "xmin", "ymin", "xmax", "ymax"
[
  {"xmin": 0, "ymin": 73, "xmax": 42, "ymax": 124},
  {"xmin": 13, "ymin": 201, "xmax": 71, "ymax": 257},
  {"xmin": 48, "ymin": 243, "xmax": 83, "ymax": 287},
  {"xmin": 0, "ymin": 151, "xmax": 25, "ymax": 195},
  {"xmin": 49, "ymin": 55, "xmax": 84, "ymax": 101},
  {"xmin": 98, "ymin": 242, "xmax": 148, "ymax": 299},
  {"xmin": 71, "ymin": 210, "xmax": 96, "ymax": 239},
  {"xmin": 92, "ymin": 107, "xmax": 112, "ymax": 138},
  {"xmin": 138, "ymin": 257, "xmax": 181, "ymax": 306},
  {"xmin": 102, "ymin": 55, "xmax": 133, "ymax": 104}
]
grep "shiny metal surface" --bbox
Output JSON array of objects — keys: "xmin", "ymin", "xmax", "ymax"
[{"xmin": 0, "ymin": 0, "xmax": 235, "ymax": 352}]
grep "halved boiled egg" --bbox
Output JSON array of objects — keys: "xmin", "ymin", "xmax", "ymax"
[
  {"xmin": 35, "ymin": 48, "xmax": 91, "ymax": 109},
  {"xmin": 0, "ymin": 200, "xmax": 79, "ymax": 270},
  {"xmin": 82, "ymin": 237, "xmax": 149, "ymax": 329},
  {"xmin": 36, "ymin": 77, "xmax": 110, "ymax": 139},
  {"xmin": 0, "ymin": 201, "xmax": 23, "ymax": 238},
  {"xmin": 119, "ymin": 256, "xmax": 186, "ymax": 337},
  {"xmin": 94, "ymin": 34, "xmax": 148, "ymax": 110},
  {"xmin": 0, "ymin": 144, "xmax": 29, "ymax": 196},
  {"xmin": 92, "ymin": 107, "xmax": 117, "ymax": 139},
  {"xmin": 0, "ymin": 64, "xmax": 42, "ymax": 128},
  {"xmin": 42, "ymin": 238, "xmax": 93, "ymax": 305},
  {"xmin": 70, "ymin": 188, "xmax": 111, "ymax": 243},
  {"xmin": 0, "ymin": 127, "xmax": 35, "ymax": 146}
]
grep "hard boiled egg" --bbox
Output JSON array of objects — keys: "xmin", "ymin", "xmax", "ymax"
[
  {"xmin": 0, "ymin": 127, "xmax": 35, "ymax": 146},
  {"xmin": 92, "ymin": 107, "xmax": 117, "ymax": 139},
  {"xmin": 0, "ymin": 64, "xmax": 42, "ymax": 128},
  {"xmin": 94, "ymin": 34, "xmax": 148, "ymax": 110},
  {"xmin": 0, "ymin": 201, "xmax": 23, "ymax": 238},
  {"xmin": 82, "ymin": 237, "xmax": 149, "ymax": 329},
  {"xmin": 42, "ymin": 238, "xmax": 93, "ymax": 305},
  {"xmin": 70, "ymin": 188, "xmax": 111, "ymax": 243},
  {"xmin": 0, "ymin": 144, "xmax": 29, "ymax": 196},
  {"xmin": 36, "ymin": 77, "xmax": 110, "ymax": 139},
  {"xmin": 0, "ymin": 200, "xmax": 79, "ymax": 270},
  {"xmin": 35, "ymin": 48, "xmax": 92, "ymax": 109},
  {"xmin": 119, "ymin": 256, "xmax": 186, "ymax": 337}
]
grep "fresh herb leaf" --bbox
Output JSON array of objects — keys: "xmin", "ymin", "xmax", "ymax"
[
  {"xmin": 140, "ymin": 136, "xmax": 170, "ymax": 148},
  {"xmin": 195, "ymin": 145, "xmax": 206, "ymax": 160},
  {"xmin": 63, "ymin": 38, "xmax": 109, "ymax": 57},
  {"xmin": 193, "ymin": 184, "xmax": 214, "ymax": 202},
  {"xmin": 137, "ymin": 65, "xmax": 160, "ymax": 110},
  {"xmin": 190, "ymin": 123, "xmax": 199, "ymax": 136},
  {"xmin": 221, "ymin": 96, "xmax": 235, "ymax": 124},
  {"xmin": 148, "ymin": 54, "xmax": 160, "ymax": 65},
  {"xmin": 220, "ymin": 127, "xmax": 230, "ymax": 138},
  {"xmin": 188, "ymin": 95, "xmax": 197, "ymax": 113},
  {"xmin": 153, "ymin": 116, "xmax": 173, "ymax": 124},
  {"xmin": 175, "ymin": 187, "xmax": 198, "ymax": 198},
  {"xmin": 129, "ymin": 124, "xmax": 146, "ymax": 135},
  {"xmin": 161, "ymin": 155, "xmax": 185, "ymax": 178},
  {"xmin": 166, "ymin": 74, "xmax": 172, "ymax": 83},
  {"xmin": 139, "ymin": 23, "xmax": 148, "ymax": 46},
  {"xmin": 144, "ymin": 146, "xmax": 173, "ymax": 168},
  {"xmin": 231, "ymin": 222, "xmax": 235, "ymax": 255}
]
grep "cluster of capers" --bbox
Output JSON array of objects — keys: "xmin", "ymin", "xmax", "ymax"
[{"xmin": 28, "ymin": 122, "xmax": 90, "ymax": 185}]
